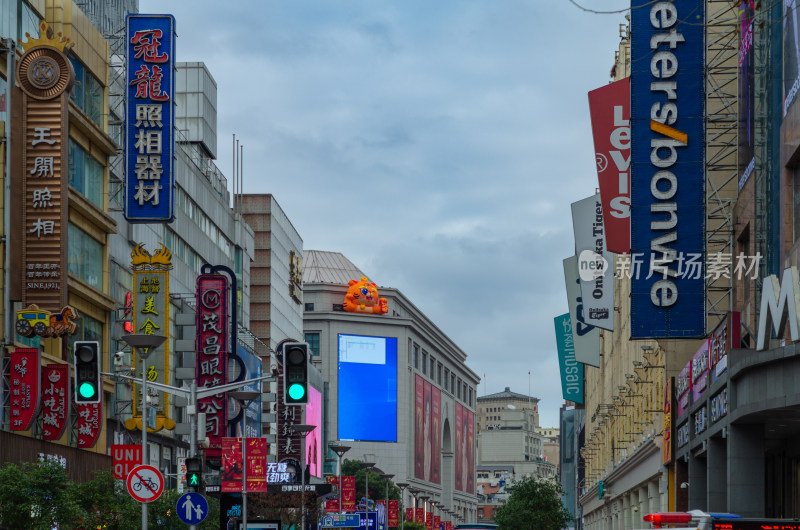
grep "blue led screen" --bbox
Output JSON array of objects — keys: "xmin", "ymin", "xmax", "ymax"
[{"xmin": 337, "ymin": 334, "xmax": 397, "ymax": 442}]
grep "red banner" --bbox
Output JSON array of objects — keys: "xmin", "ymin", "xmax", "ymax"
[
  {"xmin": 221, "ymin": 437, "xmax": 242, "ymax": 492},
  {"xmin": 446, "ymin": 521, "xmax": 453, "ymax": 530},
  {"xmin": 326, "ymin": 499, "xmax": 340, "ymax": 512},
  {"xmin": 9, "ymin": 348, "xmax": 41, "ymax": 431},
  {"xmin": 588, "ymin": 78, "xmax": 631, "ymax": 254},
  {"xmin": 426, "ymin": 512, "xmax": 433, "ymax": 530},
  {"xmin": 246, "ymin": 437, "xmax": 267, "ymax": 492},
  {"xmin": 415, "ymin": 508, "xmax": 424, "ymax": 524},
  {"xmin": 41, "ymin": 363, "xmax": 69, "ymax": 440},
  {"xmin": 196, "ymin": 275, "xmax": 228, "ymax": 443},
  {"xmin": 434, "ymin": 515, "xmax": 441, "ymax": 530},
  {"xmin": 388, "ymin": 500, "xmax": 399, "ymax": 527},
  {"xmin": 405, "ymin": 508, "xmax": 413, "ymax": 524},
  {"xmin": 342, "ymin": 475, "xmax": 356, "ymax": 512},
  {"xmin": 431, "ymin": 386, "xmax": 441, "ymax": 484},
  {"xmin": 76, "ymin": 401, "xmax": 102, "ymax": 448}
]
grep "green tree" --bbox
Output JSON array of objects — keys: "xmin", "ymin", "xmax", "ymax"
[
  {"xmin": 340, "ymin": 459, "xmax": 400, "ymax": 504},
  {"xmin": 69, "ymin": 469, "xmax": 139, "ymax": 528},
  {"xmin": 0, "ymin": 460, "xmax": 82, "ymax": 529},
  {"xmin": 493, "ymin": 476, "xmax": 572, "ymax": 530},
  {"xmin": 401, "ymin": 522, "xmax": 426, "ymax": 530}
]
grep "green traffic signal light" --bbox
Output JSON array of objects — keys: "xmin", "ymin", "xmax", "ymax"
[
  {"xmin": 288, "ymin": 383, "xmax": 306, "ymax": 401},
  {"xmin": 78, "ymin": 382, "xmax": 96, "ymax": 399},
  {"xmin": 188, "ymin": 473, "xmax": 199, "ymax": 486}
]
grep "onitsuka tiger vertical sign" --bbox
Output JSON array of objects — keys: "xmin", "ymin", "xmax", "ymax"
[{"xmin": 630, "ymin": 0, "xmax": 705, "ymax": 338}]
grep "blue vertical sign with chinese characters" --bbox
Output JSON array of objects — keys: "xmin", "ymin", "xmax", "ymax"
[
  {"xmin": 630, "ymin": 0, "xmax": 705, "ymax": 337},
  {"xmin": 125, "ymin": 14, "xmax": 175, "ymax": 223}
]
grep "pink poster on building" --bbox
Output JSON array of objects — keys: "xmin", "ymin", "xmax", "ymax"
[
  {"xmin": 454, "ymin": 402, "xmax": 463, "ymax": 491},
  {"xmin": 466, "ymin": 410, "xmax": 474, "ymax": 494},
  {"xmin": 423, "ymin": 380, "xmax": 432, "ymax": 482},
  {"xmin": 305, "ymin": 386, "xmax": 322, "ymax": 478},
  {"xmin": 431, "ymin": 386, "xmax": 441, "ymax": 484},
  {"xmin": 414, "ymin": 375, "xmax": 424, "ymax": 480}
]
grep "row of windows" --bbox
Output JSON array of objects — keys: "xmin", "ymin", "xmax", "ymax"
[
  {"xmin": 412, "ymin": 342, "xmax": 474, "ymax": 407},
  {"xmin": 174, "ymin": 186, "xmax": 233, "ymax": 260},
  {"xmin": 164, "ymin": 228, "xmax": 204, "ymax": 275},
  {"xmin": 68, "ymin": 138, "xmax": 104, "ymax": 208},
  {"xmin": 68, "ymin": 56, "xmax": 103, "ymax": 127},
  {"xmin": 68, "ymin": 223, "xmax": 103, "ymax": 290}
]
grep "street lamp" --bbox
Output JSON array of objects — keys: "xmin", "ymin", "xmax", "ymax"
[
  {"xmin": 293, "ymin": 424, "xmax": 316, "ymax": 530},
  {"xmin": 395, "ymin": 482, "xmax": 408, "ymax": 530},
  {"xmin": 359, "ymin": 461, "xmax": 375, "ymax": 511},
  {"xmin": 122, "ymin": 334, "xmax": 166, "ymax": 530},
  {"xmin": 418, "ymin": 495, "xmax": 429, "ymax": 527},
  {"xmin": 230, "ymin": 390, "xmax": 260, "ymax": 530},
  {"xmin": 329, "ymin": 443, "xmax": 351, "ymax": 514}
]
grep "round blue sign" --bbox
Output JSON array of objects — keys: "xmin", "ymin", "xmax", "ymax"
[{"xmin": 177, "ymin": 492, "xmax": 208, "ymax": 525}]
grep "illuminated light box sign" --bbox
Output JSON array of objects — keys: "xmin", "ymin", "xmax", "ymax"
[
  {"xmin": 337, "ymin": 334, "xmax": 397, "ymax": 441},
  {"xmin": 125, "ymin": 14, "xmax": 175, "ymax": 223},
  {"xmin": 630, "ymin": 0, "xmax": 706, "ymax": 338}
]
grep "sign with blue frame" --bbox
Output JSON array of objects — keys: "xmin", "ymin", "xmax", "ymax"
[
  {"xmin": 320, "ymin": 514, "xmax": 362, "ymax": 528},
  {"xmin": 176, "ymin": 492, "xmax": 208, "ymax": 524},
  {"xmin": 125, "ymin": 14, "xmax": 175, "ymax": 223},
  {"xmin": 630, "ymin": 0, "xmax": 705, "ymax": 338}
]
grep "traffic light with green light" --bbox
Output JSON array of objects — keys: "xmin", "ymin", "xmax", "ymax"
[
  {"xmin": 283, "ymin": 342, "xmax": 309, "ymax": 405},
  {"xmin": 185, "ymin": 457, "xmax": 203, "ymax": 490},
  {"xmin": 73, "ymin": 341, "xmax": 101, "ymax": 404}
]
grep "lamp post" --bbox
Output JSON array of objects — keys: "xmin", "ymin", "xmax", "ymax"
[
  {"xmin": 359, "ymin": 461, "xmax": 375, "ymax": 511},
  {"xmin": 395, "ymin": 482, "xmax": 408, "ymax": 530},
  {"xmin": 293, "ymin": 424, "xmax": 316, "ymax": 530},
  {"xmin": 122, "ymin": 334, "xmax": 166, "ymax": 530},
  {"xmin": 430, "ymin": 499, "xmax": 436, "ymax": 529},
  {"xmin": 230, "ymin": 390, "xmax": 260, "ymax": 530},
  {"xmin": 418, "ymin": 495, "xmax": 429, "ymax": 528},
  {"xmin": 329, "ymin": 443, "xmax": 351, "ymax": 514}
]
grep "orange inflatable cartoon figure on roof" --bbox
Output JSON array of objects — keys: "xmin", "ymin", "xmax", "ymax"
[{"xmin": 343, "ymin": 277, "xmax": 388, "ymax": 314}]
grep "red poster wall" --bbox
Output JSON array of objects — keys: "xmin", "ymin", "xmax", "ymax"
[
  {"xmin": 423, "ymin": 380, "xmax": 432, "ymax": 482},
  {"xmin": 588, "ymin": 78, "xmax": 631, "ymax": 254},
  {"xmin": 414, "ymin": 375, "xmax": 424, "ymax": 480},
  {"xmin": 431, "ymin": 386, "xmax": 441, "ymax": 484}
]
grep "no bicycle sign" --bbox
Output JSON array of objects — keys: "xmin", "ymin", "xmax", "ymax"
[{"xmin": 126, "ymin": 464, "xmax": 164, "ymax": 503}]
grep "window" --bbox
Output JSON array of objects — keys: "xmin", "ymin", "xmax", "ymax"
[
  {"xmin": 430, "ymin": 357, "xmax": 435, "ymax": 378},
  {"xmin": 69, "ymin": 139, "xmax": 104, "ymax": 207},
  {"xmin": 444, "ymin": 368, "xmax": 450, "ymax": 391},
  {"xmin": 66, "ymin": 313, "xmax": 104, "ymax": 362},
  {"xmin": 68, "ymin": 57, "xmax": 103, "ymax": 126},
  {"xmin": 437, "ymin": 363, "xmax": 442, "ymax": 385},
  {"xmin": 413, "ymin": 344, "xmax": 419, "ymax": 368},
  {"xmin": 469, "ymin": 387, "xmax": 473, "ymax": 407},
  {"xmin": 305, "ymin": 333, "xmax": 320, "ymax": 356},
  {"xmin": 422, "ymin": 352, "xmax": 427, "ymax": 374},
  {"xmin": 68, "ymin": 223, "xmax": 103, "ymax": 289},
  {"xmin": 457, "ymin": 378, "xmax": 462, "ymax": 399},
  {"xmin": 451, "ymin": 373, "xmax": 456, "ymax": 394},
  {"xmin": 305, "ymin": 303, "xmax": 315, "ymax": 311}
]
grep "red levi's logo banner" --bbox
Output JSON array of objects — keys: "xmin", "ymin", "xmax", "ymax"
[{"xmin": 588, "ymin": 77, "xmax": 631, "ymax": 254}]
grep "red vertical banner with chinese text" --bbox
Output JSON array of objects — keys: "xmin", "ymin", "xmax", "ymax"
[
  {"xmin": 388, "ymin": 500, "xmax": 398, "ymax": 527},
  {"xmin": 425, "ymin": 511, "xmax": 433, "ymax": 530},
  {"xmin": 197, "ymin": 275, "xmax": 228, "ymax": 447},
  {"xmin": 434, "ymin": 515, "xmax": 440, "ymax": 529},
  {"xmin": 246, "ymin": 437, "xmax": 267, "ymax": 492},
  {"xmin": 42, "ymin": 364, "xmax": 69, "ymax": 440},
  {"xmin": 10, "ymin": 349, "xmax": 41, "ymax": 431},
  {"xmin": 221, "ymin": 437, "xmax": 242, "ymax": 493},
  {"xmin": 415, "ymin": 508, "xmax": 424, "ymax": 524},
  {"xmin": 405, "ymin": 508, "xmax": 413, "ymax": 524},
  {"xmin": 76, "ymin": 402, "xmax": 102, "ymax": 448},
  {"xmin": 342, "ymin": 475, "xmax": 356, "ymax": 512}
]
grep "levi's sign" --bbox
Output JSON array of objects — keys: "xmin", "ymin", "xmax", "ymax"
[{"xmin": 630, "ymin": 0, "xmax": 706, "ymax": 338}]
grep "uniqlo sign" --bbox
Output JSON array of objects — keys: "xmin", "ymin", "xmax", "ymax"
[
  {"xmin": 112, "ymin": 444, "xmax": 142, "ymax": 479},
  {"xmin": 588, "ymin": 78, "xmax": 630, "ymax": 254}
]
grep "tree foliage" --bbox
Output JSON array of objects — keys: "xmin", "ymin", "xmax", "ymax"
[
  {"xmin": 340, "ymin": 459, "xmax": 400, "ymax": 503},
  {"xmin": 493, "ymin": 476, "xmax": 573, "ymax": 530},
  {"xmin": 0, "ymin": 461, "xmax": 219, "ymax": 529}
]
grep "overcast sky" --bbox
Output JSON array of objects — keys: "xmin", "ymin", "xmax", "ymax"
[{"xmin": 140, "ymin": 0, "xmax": 627, "ymax": 428}]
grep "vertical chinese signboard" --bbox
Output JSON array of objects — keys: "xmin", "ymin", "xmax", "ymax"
[
  {"xmin": 663, "ymin": 377, "xmax": 673, "ymax": 465},
  {"xmin": 246, "ymin": 437, "xmax": 268, "ymax": 493},
  {"xmin": 276, "ymin": 340, "xmax": 302, "ymax": 463},
  {"xmin": 42, "ymin": 364, "xmax": 69, "ymax": 440},
  {"xmin": 125, "ymin": 14, "xmax": 175, "ymax": 222},
  {"xmin": 76, "ymin": 401, "xmax": 102, "ymax": 448},
  {"xmin": 9, "ymin": 348, "xmax": 41, "ymax": 431},
  {"xmin": 197, "ymin": 274, "xmax": 228, "ymax": 443},
  {"xmin": 127, "ymin": 243, "xmax": 173, "ymax": 432},
  {"xmin": 16, "ymin": 22, "xmax": 73, "ymax": 312}
]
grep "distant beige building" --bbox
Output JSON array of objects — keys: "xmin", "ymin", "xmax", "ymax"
[{"xmin": 476, "ymin": 388, "xmax": 555, "ymax": 478}]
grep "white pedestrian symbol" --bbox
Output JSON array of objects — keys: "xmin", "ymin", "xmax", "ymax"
[{"xmin": 182, "ymin": 495, "xmax": 204, "ymax": 520}]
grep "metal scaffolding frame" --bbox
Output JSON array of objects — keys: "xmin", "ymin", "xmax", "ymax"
[{"xmin": 705, "ymin": 0, "xmax": 739, "ymax": 330}]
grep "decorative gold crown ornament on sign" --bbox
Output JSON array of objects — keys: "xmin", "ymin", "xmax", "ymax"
[
  {"xmin": 130, "ymin": 243, "xmax": 173, "ymax": 271},
  {"xmin": 15, "ymin": 21, "xmax": 74, "ymax": 100}
]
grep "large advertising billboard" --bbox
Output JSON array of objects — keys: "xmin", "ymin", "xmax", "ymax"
[
  {"xmin": 413, "ymin": 375, "xmax": 441, "ymax": 484},
  {"xmin": 554, "ymin": 313, "xmax": 584, "ymax": 405},
  {"xmin": 739, "ymin": 0, "xmax": 755, "ymax": 190},
  {"xmin": 571, "ymin": 194, "xmax": 615, "ymax": 331},
  {"xmin": 785, "ymin": 0, "xmax": 800, "ymax": 115},
  {"xmin": 305, "ymin": 386, "xmax": 323, "ymax": 479},
  {"xmin": 454, "ymin": 402, "xmax": 474, "ymax": 493},
  {"xmin": 337, "ymin": 334, "xmax": 397, "ymax": 442},
  {"xmin": 563, "ymin": 257, "xmax": 601, "ymax": 367},
  {"xmin": 630, "ymin": 0, "xmax": 706, "ymax": 338},
  {"xmin": 237, "ymin": 344, "xmax": 262, "ymax": 438},
  {"xmin": 588, "ymin": 78, "xmax": 631, "ymax": 253},
  {"xmin": 125, "ymin": 14, "xmax": 175, "ymax": 222}
]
